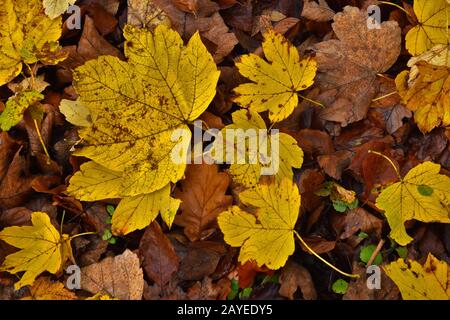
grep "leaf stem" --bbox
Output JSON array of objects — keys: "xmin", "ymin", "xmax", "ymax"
[
  {"xmin": 371, "ymin": 91, "xmax": 398, "ymax": 102},
  {"xmin": 69, "ymin": 232, "xmax": 97, "ymax": 241},
  {"xmin": 298, "ymin": 93, "xmax": 325, "ymax": 108},
  {"xmin": 33, "ymin": 119, "xmax": 51, "ymax": 164},
  {"xmin": 377, "ymin": 1, "xmax": 412, "ymax": 17},
  {"xmin": 367, "ymin": 239, "xmax": 385, "ymax": 266},
  {"xmin": 294, "ymin": 231, "xmax": 359, "ymax": 278},
  {"xmin": 368, "ymin": 150, "xmax": 402, "ymax": 180}
]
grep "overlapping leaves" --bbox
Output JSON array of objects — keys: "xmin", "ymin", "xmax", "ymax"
[{"xmin": 66, "ymin": 24, "xmax": 220, "ymax": 235}]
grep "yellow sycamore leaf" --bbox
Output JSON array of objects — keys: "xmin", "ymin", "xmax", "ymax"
[
  {"xmin": 234, "ymin": 29, "xmax": 317, "ymax": 123},
  {"xmin": 384, "ymin": 253, "xmax": 449, "ymax": 300},
  {"xmin": 0, "ymin": 212, "xmax": 74, "ymax": 290},
  {"xmin": 405, "ymin": 0, "xmax": 450, "ymax": 56},
  {"xmin": 375, "ymin": 161, "xmax": 450, "ymax": 246},
  {"xmin": 71, "ymin": 24, "xmax": 218, "ymax": 196},
  {"xmin": 212, "ymin": 109, "xmax": 303, "ymax": 188},
  {"xmin": 396, "ymin": 61, "xmax": 450, "ymax": 133},
  {"xmin": 22, "ymin": 277, "xmax": 77, "ymax": 300},
  {"xmin": 0, "ymin": 0, "xmax": 66, "ymax": 86},
  {"xmin": 111, "ymin": 184, "xmax": 181, "ymax": 235},
  {"xmin": 218, "ymin": 178, "xmax": 301, "ymax": 269},
  {"xmin": 0, "ymin": 90, "xmax": 43, "ymax": 131},
  {"xmin": 43, "ymin": 0, "xmax": 76, "ymax": 19}
]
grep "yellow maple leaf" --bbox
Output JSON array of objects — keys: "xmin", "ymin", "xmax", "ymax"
[
  {"xmin": 22, "ymin": 277, "xmax": 77, "ymax": 300},
  {"xmin": 218, "ymin": 178, "xmax": 300, "ymax": 269},
  {"xmin": 405, "ymin": 0, "xmax": 450, "ymax": 56},
  {"xmin": 211, "ymin": 109, "xmax": 303, "ymax": 188},
  {"xmin": 375, "ymin": 160, "xmax": 450, "ymax": 246},
  {"xmin": 66, "ymin": 24, "xmax": 218, "ymax": 235},
  {"xmin": 70, "ymin": 24, "xmax": 218, "ymax": 197},
  {"xmin": 43, "ymin": 0, "xmax": 76, "ymax": 19},
  {"xmin": 396, "ymin": 61, "xmax": 450, "ymax": 133},
  {"xmin": 0, "ymin": 0, "xmax": 66, "ymax": 86},
  {"xmin": 384, "ymin": 253, "xmax": 449, "ymax": 300},
  {"xmin": 0, "ymin": 212, "xmax": 74, "ymax": 290},
  {"xmin": 233, "ymin": 29, "xmax": 317, "ymax": 123}
]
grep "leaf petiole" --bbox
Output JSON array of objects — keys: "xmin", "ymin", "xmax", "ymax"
[
  {"xmin": 368, "ymin": 150, "xmax": 402, "ymax": 180},
  {"xmin": 377, "ymin": 1, "xmax": 412, "ymax": 18},
  {"xmin": 294, "ymin": 231, "xmax": 360, "ymax": 278},
  {"xmin": 69, "ymin": 232, "xmax": 97, "ymax": 241}
]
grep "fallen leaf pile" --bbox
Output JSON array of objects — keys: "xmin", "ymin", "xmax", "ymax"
[{"xmin": 0, "ymin": 0, "xmax": 449, "ymax": 301}]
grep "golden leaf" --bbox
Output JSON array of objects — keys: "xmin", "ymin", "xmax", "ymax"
[
  {"xmin": 376, "ymin": 161, "xmax": 450, "ymax": 246},
  {"xmin": 384, "ymin": 253, "xmax": 449, "ymax": 300},
  {"xmin": 22, "ymin": 277, "xmax": 77, "ymax": 300},
  {"xmin": 218, "ymin": 178, "xmax": 301, "ymax": 269},
  {"xmin": 0, "ymin": 0, "xmax": 66, "ymax": 86},
  {"xmin": 233, "ymin": 29, "xmax": 317, "ymax": 123},
  {"xmin": 0, "ymin": 212, "xmax": 74, "ymax": 290},
  {"xmin": 405, "ymin": 0, "xmax": 450, "ymax": 56}
]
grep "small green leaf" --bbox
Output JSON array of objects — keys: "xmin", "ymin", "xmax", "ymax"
[
  {"xmin": 332, "ymin": 279, "xmax": 348, "ymax": 294},
  {"xmin": 108, "ymin": 237, "xmax": 117, "ymax": 245},
  {"xmin": 102, "ymin": 229, "xmax": 112, "ymax": 241},
  {"xmin": 360, "ymin": 244, "xmax": 383, "ymax": 265},
  {"xmin": 106, "ymin": 205, "xmax": 115, "ymax": 216},
  {"xmin": 333, "ymin": 200, "xmax": 348, "ymax": 213},
  {"xmin": 227, "ymin": 279, "xmax": 239, "ymax": 300},
  {"xmin": 348, "ymin": 199, "xmax": 359, "ymax": 210},
  {"xmin": 239, "ymin": 287, "xmax": 253, "ymax": 299},
  {"xmin": 395, "ymin": 247, "xmax": 408, "ymax": 259},
  {"xmin": 357, "ymin": 232, "xmax": 369, "ymax": 239},
  {"xmin": 417, "ymin": 185, "xmax": 433, "ymax": 196}
]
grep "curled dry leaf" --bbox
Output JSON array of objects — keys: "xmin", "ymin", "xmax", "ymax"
[
  {"xmin": 279, "ymin": 261, "xmax": 317, "ymax": 300},
  {"xmin": 314, "ymin": 6, "xmax": 401, "ymax": 126},
  {"xmin": 81, "ymin": 249, "xmax": 144, "ymax": 300}
]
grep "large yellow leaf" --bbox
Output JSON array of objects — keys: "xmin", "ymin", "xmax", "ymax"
[
  {"xmin": 71, "ymin": 24, "xmax": 218, "ymax": 196},
  {"xmin": 376, "ymin": 161, "xmax": 450, "ymax": 246},
  {"xmin": 234, "ymin": 29, "xmax": 317, "ymax": 123},
  {"xmin": 218, "ymin": 178, "xmax": 301, "ymax": 269},
  {"xmin": 384, "ymin": 253, "xmax": 449, "ymax": 300},
  {"xmin": 0, "ymin": 212, "xmax": 74, "ymax": 290},
  {"xmin": 212, "ymin": 109, "xmax": 303, "ymax": 188},
  {"xmin": 43, "ymin": 0, "xmax": 76, "ymax": 19},
  {"xmin": 405, "ymin": 0, "xmax": 450, "ymax": 56},
  {"xmin": 396, "ymin": 61, "xmax": 450, "ymax": 133},
  {"xmin": 0, "ymin": 0, "xmax": 65, "ymax": 86}
]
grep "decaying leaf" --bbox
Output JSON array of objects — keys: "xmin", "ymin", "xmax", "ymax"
[
  {"xmin": 0, "ymin": 90, "xmax": 43, "ymax": 131},
  {"xmin": 0, "ymin": 0, "xmax": 66, "ymax": 86},
  {"xmin": 22, "ymin": 277, "xmax": 76, "ymax": 300},
  {"xmin": 376, "ymin": 161, "xmax": 450, "ymax": 246},
  {"xmin": 80, "ymin": 249, "xmax": 144, "ymax": 300},
  {"xmin": 127, "ymin": 0, "xmax": 171, "ymax": 29},
  {"xmin": 234, "ymin": 29, "xmax": 317, "ymax": 123},
  {"xmin": 405, "ymin": 0, "xmax": 450, "ymax": 56},
  {"xmin": 301, "ymin": 0, "xmax": 335, "ymax": 22},
  {"xmin": 218, "ymin": 178, "xmax": 300, "ymax": 269},
  {"xmin": 0, "ymin": 212, "xmax": 74, "ymax": 289},
  {"xmin": 314, "ymin": 6, "xmax": 401, "ymax": 126},
  {"xmin": 384, "ymin": 253, "xmax": 449, "ymax": 300},
  {"xmin": 396, "ymin": 62, "xmax": 450, "ymax": 133},
  {"xmin": 174, "ymin": 164, "xmax": 233, "ymax": 241}
]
